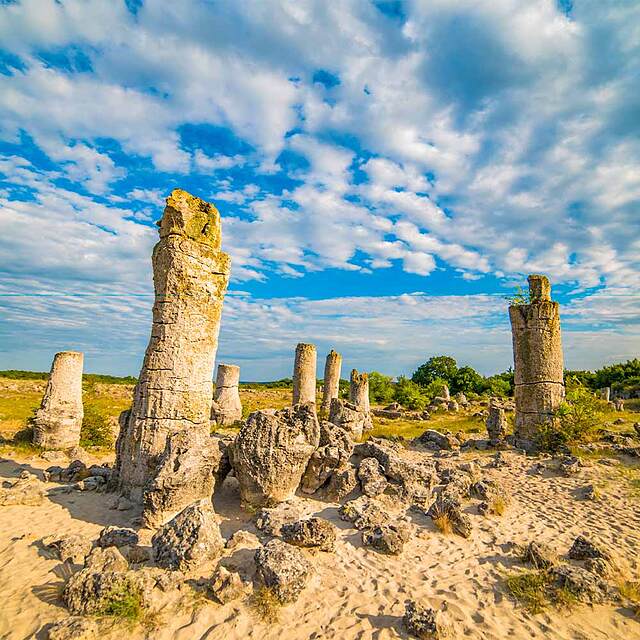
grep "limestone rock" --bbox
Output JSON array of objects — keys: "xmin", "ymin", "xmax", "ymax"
[
  {"xmin": 324, "ymin": 463, "xmax": 358, "ymax": 501},
  {"xmin": 358, "ymin": 457, "xmax": 388, "ymax": 497},
  {"xmin": 292, "ymin": 343, "xmax": 317, "ymax": 405},
  {"xmin": 362, "ymin": 522, "xmax": 410, "ymax": 555},
  {"xmin": 43, "ymin": 534, "xmax": 92, "ymax": 565},
  {"xmin": 301, "ymin": 421, "xmax": 353, "ymax": 495},
  {"xmin": 84, "ymin": 546, "xmax": 129, "ymax": 573},
  {"xmin": 142, "ymin": 430, "xmax": 224, "ymax": 526},
  {"xmin": 328, "ymin": 398, "xmax": 371, "ymax": 440},
  {"xmin": 47, "ymin": 616, "xmax": 98, "ymax": 640},
  {"xmin": 230, "ymin": 404, "xmax": 320, "ymax": 507},
  {"xmin": 321, "ymin": 350, "xmax": 342, "ymax": 413},
  {"xmin": 349, "ymin": 369, "xmax": 371, "ymax": 415},
  {"xmin": 486, "ymin": 399, "xmax": 509, "ymax": 442},
  {"xmin": 403, "ymin": 601, "xmax": 448, "ymax": 639},
  {"xmin": 254, "ymin": 539, "xmax": 312, "ymax": 603},
  {"xmin": 210, "ymin": 564, "xmax": 249, "ymax": 604},
  {"xmin": 211, "ymin": 363, "xmax": 242, "ymax": 426},
  {"xmin": 551, "ymin": 564, "xmax": 608, "ymax": 604},
  {"xmin": 521, "ymin": 541, "xmax": 556, "ymax": 569},
  {"xmin": 427, "ymin": 494, "xmax": 472, "ymax": 538},
  {"xmin": 255, "ymin": 501, "xmax": 308, "ymax": 536},
  {"xmin": 97, "ymin": 526, "xmax": 139, "ymax": 549},
  {"xmin": 509, "ymin": 275, "xmax": 564, "ymax": 440},
  {"xmin": 339, "ymin": 495, "xmax": 392, "ymax": 531},
  {"xmin": 113, "ymin": 189, "xmax": 231, "ymax": 502},
  {"xmin": 281, "ymin": 517, "xmax": 336, "ymax": 552},
  {"xmin": 0, "ymin": 473, "xmax": 45, "ymax": 506},
  {"xmin": 152, "ymin": 500, "xmax": 224, "ymax": 571},
  {"xmin": 413, "ymin": 429, "xmax": 458, "ymax": 451},
  {"xmin": 568, "ymin": 535, "xmax": 610, "ymax": 561},
  {"xmin": 32, "ymin": 351, "xmax": 84, "ymax": 450},
  {"xmin": 226, "ymin": 530, "xmax": 260, "ymax": 550}
]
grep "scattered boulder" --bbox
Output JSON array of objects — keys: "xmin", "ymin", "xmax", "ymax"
[
  {"xmin": 0, "ymin": 471, "xmax": 45, "ymax": 506},
  {"xmin": 230, "ymin": 404, "xmax": 320, "ymax": 507},
  {"xmin": 226, "ymin": 530, "xmax": 260, "ymax": 550},
  {"xmin": 281, "ymin": 517, "xmax": 336, "ymax": 552},
  {"xmin": 521, "ymin": 541, "xmax": 556, "ymax": 569},
  {"xmin": 97, "ymin": 526, "xmax": 139, "ymax": 549},
  {"xmin": 152, "ymin": 500, "xmax": 224, "ymax": 571},
  {"xmin": 254, "ymin": 539, "xmax": 312, "ymax": 603},
  {"xmin": 559, "ymin": 455, "xmax": 582, "ymax": 476},
  {"xmin": 210, "ymin": 564, "xmax": 250, "ymax": 604},
  {"xmin": 255, "ymin": 501, "xmax": 308, "ymax": 536},
  {"xmin": 339, "ymin": 495, "xmax": 392, "ymax": 531},
  {"xmin": 324, "ymin": 463, "xmax": 358, "ymax": 501},
  {"xmin": 413, "ymin": 429, "xmax": 458, "ymax": 451},
  {"xmin": 362, "ymin": 522, "xmax": 410, "ymax": 555},
  {"xmin": 403, "ymin": 600, "xmax": 448, "ymax": 639},
  {"xmin": 300, "ymin": 421, "xmax": 353, "ymax": 495},
  {"xmin": 61, "ymin": 460, "xmax": 90, "ymax": 482},
  {"xmin": 358, "ymin": 457, "xmax": 388, "ymax": 497},
  {"xmin": 46, "ymin": 616, "xmax": 98, "ymax": 640},
  {"xmin": 551, "ymin": 564, "xmax": 609, "ymax": 604},
  {"xmin": 328, "ymin": 398, "xmax": 371, "ymax": 440},
  {"xmin": 84, "ymin": 546, "xmax": 129, "ymax": 573},
  {"xmin": 43, "ymin": 534, "xmax": 92, "ymax": 565},
  {"xmin": 568, "ymin": 535, "xmax": 610, "ymax": 561}
]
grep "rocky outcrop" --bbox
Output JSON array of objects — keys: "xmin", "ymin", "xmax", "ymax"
[
  {"xmin": 151, "ymin": 500, "xmax": 224, "ymax": 571},
  {"xmin": 509, "ymin": 275, "xmax": 565, "ymax": 440},
  {"xmin": 32, "ymin": 351, "xmax": 84, "ymax": 450},
  {"xmin": 328, "ymin": 398, "xmax": 370, "ymax": 441},
  {"xmin": 301, "ymin": 421, "xmax": 353, "ymax": 495},
  {"xmin": 211, "ymin": 364, "xmax": 242, "ymax": 426},
  {"xmin": 325, "ymin": 464, "xmax": 358, "ymax": 501},
  {"xmin": 361, "ymin": 522, "xmax": 411, "ymax": 555},
  {"xmin": 254, "ymin": 539, "xmax": 312, "ymax": 603},
  {"xmin": 113, "ymin": 190, "xmax": 231, "ymax": 504},
  {"xmin": 142, "ymin": 430, "xmax": 224, "ymax": 526},
  {"xmin": 358, "ymin": 457, "xmax": 388, "ymax": 497},
  {"xmin": 47, "ymin": 617, "xmax": 98, "ymax": 640},
  {"xmin": 97, "ymin": 526, "xmax": 139, "ymax": 549},
  {"xmin": 43, "ymin": 534, "xmax": 92, "ymax": 565},
  {"xmin": 321, "ymin": 350, "xmax": 342, "ymax": 413},
  {"xmin": 281, "ymin": 517, "xmax": 336, "ymax": 552},
  {"xmin": 0, "ymin": 471, "xmax": 45, "ymax": 506},
  {"xmin": 292, "ymin": 343, "xmax": 317, "ymax": 405},
  {"xmin": 413, "ymin": 429, "xmax": 459, "ymax": 451},
  {"xmin": 230, "ymin": 404, "xmax": 320, "ymax": 507}
]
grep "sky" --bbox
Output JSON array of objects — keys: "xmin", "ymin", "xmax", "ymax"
[{"xmin": 0, "ymin": 0, "xmax": 638, "ymax": 381}]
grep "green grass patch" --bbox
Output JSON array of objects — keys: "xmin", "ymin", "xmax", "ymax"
[
  {"xmin": 506, "ymin": 570, "xmax": 578, "ymax": 614},
  {"xmin": 98, "ymin": 582, "xmax": 145, "ymax": 623},
  {"xmin": 249, "ymin": 586, "xmax": 282, "ymax": 623}
]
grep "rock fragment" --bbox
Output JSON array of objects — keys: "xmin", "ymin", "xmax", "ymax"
[
  {"xmin": 281, "ymin": 517, "xmax": 337, "ymax": 552},
  {"xmin": 254, "ymin": 539, "xmax": 312, "ymax": 603},
  {"xmin": 211, "ymin": 363, "xmax": 242, "ymax": 426}
]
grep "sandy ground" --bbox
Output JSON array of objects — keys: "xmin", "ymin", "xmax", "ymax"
[{"xmin": 1, "ymin": 449, "xmax": 640, "ymax": 640}]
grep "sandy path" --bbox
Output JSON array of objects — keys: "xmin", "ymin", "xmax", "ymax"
[{"xmin": 1, "ymin": 451, "xmax": 639, "ymax": 640}]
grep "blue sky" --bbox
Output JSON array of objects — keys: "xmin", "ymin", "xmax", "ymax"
[{"xmin": 0, "ymin": 0, "xmax": 638, "ymax": 380}]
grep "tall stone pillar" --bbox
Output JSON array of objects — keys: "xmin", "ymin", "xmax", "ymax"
[
  {"xmin": 349, "ymin": 369, "xmax": 370, "ymax": 414},
  {"xmin": 509, "ymin": 274, "xmax": 564, "ymax": 441},
  {"xmin": 321, "ymin": 350, "xmax": 342, "ymax": 413},
  {"xmin": 292, "ymin": 343, "xmax": 317, "ymax": 405},
  {"xmin": 114, "ymin": 189, "xmax": 231, "ymax": 509},
  {"xmin": 32, "ymin": 351, "xmax": 84, "ymax": 449},
  {"xmin": 211, "ymin": 363, "xmax": 242, "ymax": 425}
]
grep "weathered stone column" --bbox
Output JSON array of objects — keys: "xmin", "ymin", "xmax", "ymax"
[
  {"xmin": 32, "ymin": 351, "xmax": 84, "ymax": 449},
  {"xmin": 114, "ymin": 189, "xmax": 231, "ymax": 509},
  {"xmin": 509, "ymin": 274, "xmax": 564, "ymax": 441},
  {"xmin": 321, "ymin": 350, "xmax": 342, "ymax": 413},
  {"xmin": 349, "ymin": 369, "xmax": 370, "ymax": 414},
  {"xmin": 292, "ymin": 343, "xmax": 317, "ymax": 405},
  {"xmin": 211, "ymin": 363, "xmax": 242, "ymax": 426}
]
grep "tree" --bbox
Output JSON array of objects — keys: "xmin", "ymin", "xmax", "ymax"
[
  {"xmin": 393, "ymin": 376, "xmax": 428, "ymax": 410},
  {"xmin": 368, "ymin": 371, "xmax": 395, "ymax": 404},
  {"xmin": 412, "ymin": 356, "xmax": 458, "ymax": 388},
  {"xmin": 452, "ymin": 366, "xmax": 483, "ymax": 395}
]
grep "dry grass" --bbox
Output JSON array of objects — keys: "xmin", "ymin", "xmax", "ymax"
[
  {"xmin": 619, "ymin": 579, "xmax": 640, "ymax": 618},
  {"xmin": 431, "ymin": 511, "xmax": 453, "ymax": 535},
  {"xmin": 248, "ymin": 586, "xmax": 281, "ymax": 623},
  {"xmin": 489, "ymin": 494, "xmax": 508, "ymax": 516}
]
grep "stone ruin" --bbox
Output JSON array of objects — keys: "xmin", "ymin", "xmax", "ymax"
[
  {"xmin": 292, "ymin": 342, "xmax": 317, "ymax": 405},
  {"xmin": 211, "ymin": 363, "xmax": 242, "ymax": 426},
  {"xmin": 32, "ymin": 351, "xmax": 84, "ymax": 450},
  {"xmin": 321, "ymin": 349, "xmax": 342, "ymax": 413},
  {"xmin": 509, "ymin": 274, "xmax": 564, "ymax": 442},
  {"xmin": 112, "ymin": 189, "xmax": 231, "ymax": 523}
]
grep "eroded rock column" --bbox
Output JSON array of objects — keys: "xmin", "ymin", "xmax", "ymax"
[
  {"xmin": 292, "ymin": 343, "xmax": 317, "ymax": 405},
  {"xmin": 349, "ymin": 369, "xmax": 370, "ymax": 414},
  {"xmin": 114, "ymin": 189, "xmax": 230, "ymax": 511},
  {"xmin": 211, "ymin": 364, "xmax": 242, "ymax": 426},
  {"xmin": 321, "ymin": 350, "xmax": 342, "ymax": 413},
  {"xmin": 32, "ymin": 351, "xmax": 84, "ymax": 449},
  {"xmin": 509, "ymin": 274, "xmax": 564, "ymax": 441}
]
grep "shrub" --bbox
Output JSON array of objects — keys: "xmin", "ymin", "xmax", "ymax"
[
  {"xmin": 506, "ymin": 570, "xmax": 577, "ymax": 614},
  {"xmin": 431, "ymin": 510, "xmax": 453, "ymax": 535},
  {"xmin": 536, "ymin": 383, "xmax": 602, "ymax": 452},
  {"xmin": 368, "ymin": 371, "xmax": 395, "ymax": 404},
  {"xmin": 393, "ymin": 376, "xmax": 428, "ymax": 410},
  {"xmin": 98, "ymin": 580, "xmax": 145, "ymax": 623},
  {"xmin": 249, "ymin": 586, "xmax": 281, "ymax": 623},
  {"xmin": 81, "ymin": 403, "xmax": 115, "ymax": 448},
  {"xmin": 452, "ymin": 366, "xmax": 483, "ymax": 395}
]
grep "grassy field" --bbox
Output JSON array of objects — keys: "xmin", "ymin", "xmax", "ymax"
[{"xmin": 1, "ymin": 375, "xmax": 638, "ymax": 452}]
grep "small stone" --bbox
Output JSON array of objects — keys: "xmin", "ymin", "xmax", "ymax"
[
  {"xmin": 568, "ymin": 535, "xmax": 609, "ymax": 561},
  {"xmin": 226, "ymin": 529, "xmax": 260, "ymax": 550},
  {"xmin": 339, "ymin": 495, "xmax": 391, "ymax": 530},
  {"xmin": 152, "ymin": 500, "xmax": 225, "ymax": 571},
  {"xmin": 210, "ymin": 564, "xmax": 249, "ymax": 604},
  {"xmin": 47, "ymin": 616, "xmax": 97, "ymax": 640},
  {"xmin": 403, "ymin": 600, "xmax": 448, "ymax": 638},
  {"xmin": 358, "ymin": 457, "xmax": 388, "ymax": 497},
  {"xmin": 98, "ymin": 526, "xmax": 139, "ymax": 549},
  {"xmin": 254, "ymin": 539, "xmax": 312, "ymax": 603},
  {"xmin": 281, "ymin": 517, "xmax": 337, "ymax": 552},
  {"xmin": 521, "ymin": 541, "xmax": 556, "ymax": 569},
  {"xmin": 0, "ymin": 474, "xmax": 45, "ymax": 506},
  {"xmin": 551, "ymin": 564, "xmax": 608, "ymax": 604},
  {"xmin": 84, "ymin": 546, "xmax": 129, "ymax": 573},
  {"xmin": 122, "ymin": 544, "xmax": 151, "ymax": 564},
  {"xmin": 362, "ymin": 522, "xmax": 410, "ymax": 555},
  {"xmin": 413, "ymin": 429, "xmax": 458, "ymax": 451},
  {"xmin": 43, "ymin": 534, "xmax": 92, "ymax": 565}
]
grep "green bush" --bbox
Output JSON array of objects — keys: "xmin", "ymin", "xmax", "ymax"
[
  {"xmin": 536, "ymin": 384, "xmax": 602, "ymax": 452},
  {"xmin": 393, "ymin": 376, "xmax": 428, "ymax": 410},
  {"xmin": 81, "ymin": 403, "xmax": 115, "ymax": 448},
  {"xmin": 368, "ymin": 371, "xmax": 395, "ymax": 404}
]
